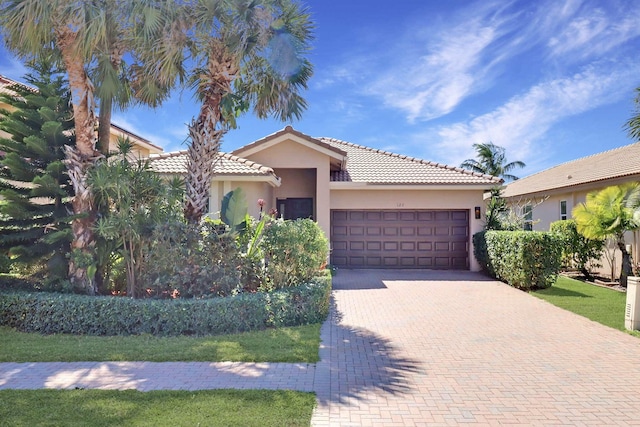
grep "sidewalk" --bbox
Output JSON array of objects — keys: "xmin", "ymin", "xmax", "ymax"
[{"xmin": 3, "ymin": 269, "xmax": 640, "ymax": 426}]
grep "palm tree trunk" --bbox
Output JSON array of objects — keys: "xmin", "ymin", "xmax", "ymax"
[
  {"xmin": 56, "ymin": 27, "xmax": 101, "ymax": 294},
  {"xmin": 618, "ymin": 240, "xmax": 632, "ymax": 288},
  {"xmin": 183, "ymin": 40, "xmax": 236, "ymax": 224},
  {"xmin": 97, "ymin": 98, "xmax": 113, "ymax": 155},
  {"xmin": 184, "ymin": 121, "xmax": 225, "ymax": 223}
]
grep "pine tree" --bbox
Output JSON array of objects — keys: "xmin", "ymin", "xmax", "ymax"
[{"xmin": 0, "ymin": 59, "xmax": 75, "ymax": 283}]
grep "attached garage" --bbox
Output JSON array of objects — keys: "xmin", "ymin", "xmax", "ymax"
[{"xmin": 330, "ymin": 209, "xmax": 469, "ymax": 270}]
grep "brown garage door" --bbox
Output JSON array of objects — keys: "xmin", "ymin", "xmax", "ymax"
[{"xmin": 330, "ymin": 210, "xmax": 469, "ymax": 269}]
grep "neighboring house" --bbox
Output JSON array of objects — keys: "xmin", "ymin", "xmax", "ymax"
[
  {"xmin": 150, "ymin": 126, "xmax": 501, "ymax": 271},
  {"xmin": 0, "ymin": 75, "xmax": 162, "ymax": 158},
  {"xmin": 502, "ymin": 141, "xmax": 640, "ymax": 268}
]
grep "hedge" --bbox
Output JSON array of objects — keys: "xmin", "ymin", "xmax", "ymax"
[
  {"xmin": 473, "ymin": 230, "xmax": 562, "ymax": 290},
  {"xmin": 0, "ymin": 275, "xmax": 331, "ymax": 336}
]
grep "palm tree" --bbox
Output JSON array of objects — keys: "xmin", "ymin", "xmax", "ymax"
[
  {"xmin": 460, "ymin": 142, "xmax": 526, "ymax": 182},
  {"xmin": 0, "ymin": 0, "xmax": 175, "ymax": 293},
  {"xmin": 137, "ymin": 0, "xmax": 313, "ymax": 223},
  {"xmin": 573, "ymin": 183, "xmax": 640, "ymax": 287},
  {"xmin": 626, "ymin": 87, "xmax": 640, "ymax": 141}
]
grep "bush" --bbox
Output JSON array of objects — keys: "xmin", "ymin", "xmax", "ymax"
[
  {"xmin": 550, "ymin": 220, "xmax": 604, "ymax": 280},
  {"xmin": 141, "ymin": 222, "xmax": 241, "ymax": 298},
  {"xmin": 0, "ymin": 275, "xmax": 331, "ymax": 336},
  {"xmin": 262, "ymin": 219, "xmax": 329, "ymax": 290},
  {"xmin": 473, "ymin": 230, "xmax": 562, "ymax": 290}
]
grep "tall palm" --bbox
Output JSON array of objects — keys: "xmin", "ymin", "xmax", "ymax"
[
  {"xmin": 138, "ymin": 0, "xmax": 313, "ymax": 223},
  {"xmin": 0, "ymin": 0, "xmax": 174, "ymax": 293},
  {"xmin": 573, "ymin": 183, "xmax": 640, "ymax": 287},
  {"xmin": 460, "ymin": 142, "xmax": 525, "ymax": 182}
]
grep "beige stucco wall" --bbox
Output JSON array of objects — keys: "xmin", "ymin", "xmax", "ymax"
[
  {"xmin": 511, "ymin": 183, "xmax": 640, "ymax": 280},
  {"xmin": 273, "ymin": 168, "xmax": 316, "ymax": 200},
  {"xmin": 209, "ymin": 180, "xmax": 275, "ymax": 220},
  {"xmin": 330, "ymin": 188, "xmax": 487, "ymax": 271},
  {"xmin": 241, "ymin": 138, "xmax": 332, "ymax": 238}
]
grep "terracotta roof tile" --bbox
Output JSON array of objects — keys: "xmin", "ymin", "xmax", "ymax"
[
  {"xmin": 148, "ymin": 150, "xmax": 278, "ymax": 177},
  {"xmin": 319, "ymin": 137, "xmax": 502, "ymax": 185},
  {"xmin": 502, "ymin": 141, "xmax": 640, "ymax": 197}
]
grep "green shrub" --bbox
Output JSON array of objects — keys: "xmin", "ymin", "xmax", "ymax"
[
  {"xmin": 0, "ymin": 275, "xmax": 331, "ymax": 336},
  {"xmin": 550, "ymin": 220, "xmax": 604, "ymax": 280},
  {"xmin": 141, "ymin": 222, "xmax": 241, "ymax": 298},
  {"xmin": 262, "ymin": 219, "xmax": 329, "ymax": 290},
  {"xmin": 473, "ymin": 230, "xmax": 562, "ymax": 290}
]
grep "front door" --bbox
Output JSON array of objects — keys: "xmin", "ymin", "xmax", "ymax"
[{"xmin": 277, "ymin": 198, "xmax": 314, "ymax": 220}]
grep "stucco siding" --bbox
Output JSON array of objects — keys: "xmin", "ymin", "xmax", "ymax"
[
  {"xmin": 242, "ymin": 138, "xmax": 332, "ymax": 239},
  {"xmin": 209, "ymin": 181, "xmax": 274, "ymax": 220}
]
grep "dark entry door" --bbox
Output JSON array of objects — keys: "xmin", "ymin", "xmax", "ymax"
[{"xmin": 278, "ymin": 198, "xmax": 313, "ymax": 220}]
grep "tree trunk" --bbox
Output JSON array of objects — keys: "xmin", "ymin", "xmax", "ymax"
[
  {"xmin": 618, "ymin": 240, "xmax": 632, "ymax": 288},
  {"xmin": 56, "ymin": 27, "xmax": 101, "ymax": 294},
  {"xmin": 183, "ymin": 123, "xmax": 225, "ymax": 223},
  {"xmin": 97, "ymin": 97, "xmax": 112, "ymax": 155},
  {"xmin": 183, "ymin": 40, "xmax": 237, "ymax": 224},
  {"xmin": 64, "ymin": 146, "xmax": 99, "ymax": 295}
]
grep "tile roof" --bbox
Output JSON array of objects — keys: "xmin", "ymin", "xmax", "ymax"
[
  {"xmin": 148, "ymin": 150, "xmax": 279, "ymax": 178},
  {"xmin": 319, "ymin": 137, "xmax": 502, "ymax": 185},
  {"xmin": 502, "ymin": 141, "xmax": 640, "ymax": 198}
]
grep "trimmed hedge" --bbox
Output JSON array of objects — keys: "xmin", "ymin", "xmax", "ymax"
[
  {"xmin": 0, "ymin": 275, "xmax": 331, "ymax": 336},
  {"xmin": 473, "ymin": 230, "xmax": 562, "ymax": 290}
]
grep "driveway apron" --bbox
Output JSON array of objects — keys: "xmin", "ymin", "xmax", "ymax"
[{"xmin": 311, "ymin": 269, "xmax": 640, "ymax": 426}]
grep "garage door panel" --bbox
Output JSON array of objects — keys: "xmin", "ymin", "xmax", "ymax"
[
  {"xmin": 383, "ymin": 227, "xmax": 398, "ymax": 236},
  {"xmin": 350, "ymin": 241, "xmax": 365, "ymax": 251},
  {"xmin": 331, "ymin": 209, "xmax": 469, "ymax": 270},
  {"xmin": 384, "ymin": 242, "xmax": 398, "ymax": 251},
  {"xmin": 367, "ymin": 241, "xmax": 381, "ymax": 251}
]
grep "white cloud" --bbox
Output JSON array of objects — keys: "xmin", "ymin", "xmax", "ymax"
[
  {"xmin": 431, "ymin": 60, "xmax": 640, "ymax": 168},
  {"xmin": 547, "ymin": 4, "xmax": 640, "ymax": 60},
  {"xmin": 366, "ymin": 3, "xmax": 518, "ymax": 122}
]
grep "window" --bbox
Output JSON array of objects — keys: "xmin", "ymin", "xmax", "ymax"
[
  {"xmin": 523, "ymin": 205, "xmax": 533, "ymax": 231},
  {"xmin": 560, "ymin": 200, "xmax": 567, "ymax": 220}
]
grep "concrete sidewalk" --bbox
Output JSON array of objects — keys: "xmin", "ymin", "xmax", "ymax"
[{"xmin": 3, "ymin": 269, "xmax": 640, "ymax": 426}]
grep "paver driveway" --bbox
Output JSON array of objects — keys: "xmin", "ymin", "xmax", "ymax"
[
  {"xmin": 2, "ymin": 269, "xmax": 640, "ymax": 426},
  {"xmin": 311, "ymin": 269, "xmax": 640, "ymax": 426}
]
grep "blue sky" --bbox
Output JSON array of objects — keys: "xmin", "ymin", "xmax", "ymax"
[{"xmin": 2, "ymin": 0, "xmax": 640, "ymax": 177}]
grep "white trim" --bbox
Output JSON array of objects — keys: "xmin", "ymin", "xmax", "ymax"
[{"xmin": 211, "ymin": 175, "xmax": 281, "ymax": 187}]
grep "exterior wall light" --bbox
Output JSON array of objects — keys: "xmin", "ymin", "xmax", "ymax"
[{"xmin": 474, "ymin": 206, "xmax": 481, "ymax": 219}]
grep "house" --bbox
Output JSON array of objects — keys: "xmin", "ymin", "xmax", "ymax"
[
  {"xmin": 150, "ymin": 126, "xmax": 501, "ymax": 271},
  {"xmin": 0, "ymin": 75, "xmax": 163, "ymax": 158},
  {"xmin": 502, "ymin": 141, "xmax": 640, "ymax": 266}
]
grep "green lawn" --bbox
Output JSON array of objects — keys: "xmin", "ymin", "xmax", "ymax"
[
  {"xmin": 532, "ymin": 275, "xmax": 639, "ymax": 335},
  {"xmin": 0, "ymin": 389, "xmax": 315, "ymax": 427},
  {"xmin": 0, "ymin": 323, "xmax": 321, "ymax": 363}
]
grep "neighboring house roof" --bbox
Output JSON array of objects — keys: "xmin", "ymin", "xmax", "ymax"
[
  {"xmin": 320, "ymin": 137, "xmax": 502, "ymax": 185},
  {"xmin": 1, "ymin": 74, "xmax": 163, "ymax": 155},
  {"xmin": 503, "ymin": 141, "xmax": 640, "ymax": 198},
  {"xmin": 110, "ymin": 122, "xmax": 163, "ymax": 154},
  {"xmin": 148, "ymin": 150, "xmax": 281, "ymax": 186}
]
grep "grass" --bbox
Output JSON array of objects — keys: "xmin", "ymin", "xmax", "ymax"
[
  {"xmin": 532, "ymin": 275, "xmax": 639, "ymax": 336},
  {"xmin": 0, "ymin": 323, "xmax": 321, "ymax": 363},
  {"xmin": 0, "ymin": 389, "xmax": 315, "ymax": 427}
]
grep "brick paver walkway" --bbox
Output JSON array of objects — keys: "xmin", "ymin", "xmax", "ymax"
[{"xmin": 2, "ymin": 269, "xmax": 640, "ymax": 426}]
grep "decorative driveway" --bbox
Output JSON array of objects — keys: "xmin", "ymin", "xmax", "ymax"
[
  {"xmin": 2, "ymin": 269, "xmax": 640, "ymax": 426},
  {"xmin": 311, "ymin": 269, "xmax": 640, "ymax": 426}
]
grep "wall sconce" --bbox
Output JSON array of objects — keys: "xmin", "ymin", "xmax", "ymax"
[{"xmin": 474, "ymin": 206, "xmax": 481, "ymax": 219}]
